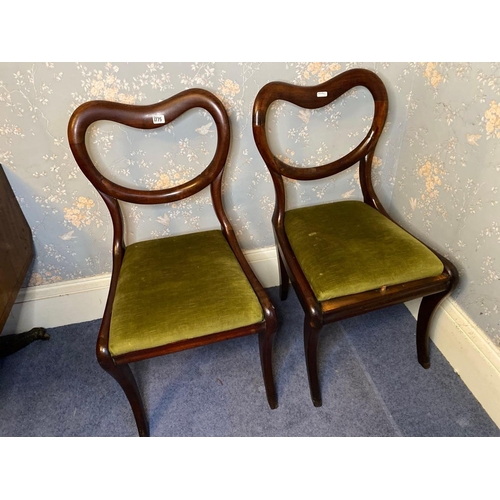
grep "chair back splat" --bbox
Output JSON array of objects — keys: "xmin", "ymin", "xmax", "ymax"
[
  {"xmin": 252, "ymin": 68, "xmax": 458, "ymax": 407},
  {"xmin": 68, "ymin": 89, "xmax": 277, "ymax": 436}
]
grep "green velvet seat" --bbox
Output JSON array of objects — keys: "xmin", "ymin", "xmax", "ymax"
[
  {"xmin": 285, "ymin": 200, "xmax": 444, "ymax": 302},
  {"xmin": 109, "ymin": 230, "xmax": 264, "ymax": 356}
]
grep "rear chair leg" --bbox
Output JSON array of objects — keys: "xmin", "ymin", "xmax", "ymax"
[
  {"xmin": 416, "ymin": 290, "xmax": 450, "ymax": 369},
  {"xmin": 277, "ymin": 251, "xmax": 290, "ymax": 301}
]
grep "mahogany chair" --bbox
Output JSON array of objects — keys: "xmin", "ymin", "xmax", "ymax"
[
  {"xmin": 252, "ymin": 68, "xmax": 458, "ymax": 407},
  {"xmin": 68, "ymin": 89, "xmax": 278, "ymax": 436}
]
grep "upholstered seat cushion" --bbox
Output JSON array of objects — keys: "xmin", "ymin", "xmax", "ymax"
[
  {"xmin": 109, "ymin": 230, "xmax": 263, "ymax": 356},
  {"xmin": 284, "ymin": 200, "xmax": 444, "ymax": 302}
]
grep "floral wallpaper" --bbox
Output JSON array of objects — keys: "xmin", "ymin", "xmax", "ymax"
[
  {"xmin": 388, "ymin": 62, "xmax": 500, "ymax": 347},
  {"xmin": 0, "ymin": 62, "xmax": 498, "ymax": 349}
]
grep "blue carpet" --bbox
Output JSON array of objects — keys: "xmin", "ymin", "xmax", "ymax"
[{"xmin": 0, "ymin": 287, "xmax": 498, "ymax": 437}]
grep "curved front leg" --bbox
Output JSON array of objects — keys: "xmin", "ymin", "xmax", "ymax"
[
  {"xmin": 100, "ymin": 359, "xmax": 150, "ymax": 437},
  {"xmin": 259, "ymin": 328, "xmax": 278, "ymax": 409},
  {"xmin": 304, "ymin": 317, "xmax": 323, "ymax": 407}
]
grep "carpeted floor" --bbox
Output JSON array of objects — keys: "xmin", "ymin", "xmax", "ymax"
[{"xmin": 1, "ymin": 286, "xmax": 498, "ymax": 437}]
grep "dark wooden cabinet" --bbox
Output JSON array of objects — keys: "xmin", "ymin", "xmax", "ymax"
[
  {"xmin": 0, "ymin": 163, "xmax": 34, "ymax": 330},
  {"xmin": 0, "ymin": 163, "xmax": 48, "ymax": 356}
]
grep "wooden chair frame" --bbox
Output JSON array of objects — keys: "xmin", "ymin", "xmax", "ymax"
[
  {"xmin": 252, "ymin": 68, "xmax": 458, "ymax": 407},
  {"xmin": 68, "ymin": 89, "xmax": 278, "ymax": 436}
]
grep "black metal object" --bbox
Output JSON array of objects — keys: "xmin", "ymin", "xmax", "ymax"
[{"xmin": 0, "ymin": 327, "xmax": 50, "ymax": 358}]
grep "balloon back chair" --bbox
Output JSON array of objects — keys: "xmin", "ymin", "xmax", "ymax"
[
  {"xmin": 252, "ymin": 68, "xmax": 458, "ymax": 407},
  {"xmin": 68, "ymin": 89, "xmax": 277, "ymax": 436}
]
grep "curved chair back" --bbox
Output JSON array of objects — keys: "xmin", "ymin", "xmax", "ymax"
[
  {"xmin": 253, "ymin": 68, "xmax": 389, "ymax": 218},
  {"xmin": 69, "ymin": 89, "xmax": 229, "ymax": 204},
  {"xmin": 68, "ymin": 89, "xmax": 239, "ymax": 299}
]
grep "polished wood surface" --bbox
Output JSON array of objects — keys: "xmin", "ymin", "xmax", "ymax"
[
  {"xmin": 68, "ymin": 90, "xmax": 278, "ymax": 436},
  {"xmin": 253, "ymin": 69, "xmax": 458, "ymax": 406},
  {"xmin": 0, "ymin": 164, "xmax": 49, "ymax": 356},
  {"xmin": 0, "ymin": 164, "xmax": 33, "ymax": 331}
]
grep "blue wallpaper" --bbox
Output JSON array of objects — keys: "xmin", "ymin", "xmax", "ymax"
[{"xmin": 0, "ymin": 62, "xmax": 498, "ymax": 347}]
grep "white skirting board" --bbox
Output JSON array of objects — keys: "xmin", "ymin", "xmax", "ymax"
[
  {"xmin": 5, "ymin": 245, "xmax": 500, "ymax": 429},
  {"xmin": 406, "ymin": 298, "xmax": 500, "ymax": 428}
]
